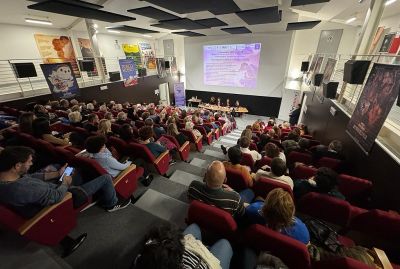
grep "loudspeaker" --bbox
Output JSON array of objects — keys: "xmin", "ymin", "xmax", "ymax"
[
  {"xmin": 165, "ymin": 61, "xmax": 170, "ymax": 69},
  {"xmin": 109, "ymin": 71, "xmax": 121, "ymax": 82},
  {"xmin": 79, "ymin": 60, "xmax": 95, "ymax": 72},
  {"xmin": 313, "ymin": 73, "xmax": 323, "ymax": 86},
  {"xmin": 301, "ymin": 61, "xmax": 309, "ymax": 72},
  {"xmin": 12, "ymin": 62, "xmax": 37, "ymax": 78},
  {"xmin": 343, "ymin": 60, "xmax": 371, "ymax": 84},
  {"xmin": 322, "ymin": 82, "xmax": 339, "ymax": 99},
  {"xmin": 138, "ymin": 68, "xmax": 147, "ymax": 77}
]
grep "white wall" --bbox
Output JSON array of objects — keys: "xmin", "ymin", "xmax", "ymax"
[
  {"xmin": 379, "ymin": 14, "xmax": 400, "ymax": 32},
  {"xmin": 184, "ymin": 32, "xmax": 293, "ymax": 98},
  {"xmin": 155, "ymin": 35, "xmax": 186, "ymax": 76},
  {"xmin": 287, "ymin": 19, "xmax": 360, "ymax": 80}
]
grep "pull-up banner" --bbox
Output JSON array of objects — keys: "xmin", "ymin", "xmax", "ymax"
[{"xmin": 346, "ymin": 63, "xmax": 400, "ymax": 154}]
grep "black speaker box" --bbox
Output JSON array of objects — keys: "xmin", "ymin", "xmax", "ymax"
[
  {"xmin": 343, "ymin": 60, "xmax": 371, "ymax": 84},
  {"xmin": 313, "ymin": 73, "xmax": 323, "ymax": 86},
  {"xmin": 323, "ymin": 82, "xmax": 339, "ymax": 99},
  {"xmin": 12, "ymin": 62, "xmax": 37, "ymax": 78},
  {"xmin": 79, "ymin": 60, "xmax": 95, "ymax": 72},
  {"xmin": 301, "ymin": 61, "xmax": 309, "ymax": 72},
  {"xmin": 165, "ymin": 61, "xmax": 170, "ymax": 69},
  {"xmin": 109, "ymin": 71, "xmax": 121, "ymax": 82},
  {"xmin": 138, "ymin": 68, "xmax": 147, "ymax": 77}
]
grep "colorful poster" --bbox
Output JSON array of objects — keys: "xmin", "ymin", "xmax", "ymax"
[
  {"xmin": 388, "ymin": 33, "xmax": 400, "ymax": 54},
  {"xmin": 138, "ymin": 42, "xmax": 156, "ymax": 70},
  {"xmin": 156, "ymin": 58, "xmax": 166, "ymax": 78},
  {"xmin": 77, "ymin": 38, "xmax": 94, "ymax": 58},
  {"xmin": 41, "ymin": 63, "xmax": 80, "ymax": 98},
  {"xmin": 119, "ymin": 59, "xmax": 137, "ymax": 87},
  {"xmin": 322, "ymin": 58, "xmax": 337, "ymax": 83},
  {"xmin": 347, "ymin": 64, "xmax": 400, "ymax": 153},
  {"xmin": 170, "ymin": 57, "xmax": 178, "ymax": 76},
  {"xmin": 379, "ymin": 33, "xmax": 395, "ymax": 53},
  {"xmin": 174, "ymin": 82, "xmax": 186, "ymax": 107},
  {"xmin": 368, "ymin": 27, "xmax": 385, "ymax": 54},
  {"xmin": 122, "ymin": 44, "xmax": 142, "ymax": 68},
  {"xmin": 34, "ymin": 34, "xmax": 80, "ymax": 78}
]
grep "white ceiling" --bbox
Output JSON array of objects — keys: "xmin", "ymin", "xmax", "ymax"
[{"xmin": 1, "ymin": 0, "xmax": 400, "ymax": 38}]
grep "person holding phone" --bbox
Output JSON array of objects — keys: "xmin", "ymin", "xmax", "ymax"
[{"xmin": 0, "ymin": 146, "xmax": 131, "ymax": 219}]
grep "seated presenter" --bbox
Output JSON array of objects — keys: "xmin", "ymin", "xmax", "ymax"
[
  {"xmin": 210, "ymin": 96, "xmax": 216, "ymax": 105},
  {"xmin": 226, "ymin": 98, "xmax": 230, "ymax": 107}
]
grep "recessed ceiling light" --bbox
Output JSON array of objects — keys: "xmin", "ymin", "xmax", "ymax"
[
  {"xmin": 346, "ymin": 17, "xmax": 356, "ymax": 24},
  {"xmin": 25, "ymin": 18, "xmax": 52, "ymax": 25},
  {"xmin": 93, "ymin": 23, "xmax": 98, "ymax": 29},
  {"xmin": 142, "ymin": 34, "xmax": 152, "ymax": 38},
  {"xmin": 107, "ymin": 30, "xmax": 120, "ymax": 34},
  {"xmin": 385, "ymin": 0, "xmax": 397, "ymax": 6}
]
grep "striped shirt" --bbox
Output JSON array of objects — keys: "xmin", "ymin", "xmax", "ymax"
[
  {"xmin": 181, "ymin": 249, "xmax": 209, "ymax": 269},
  {"xmin": 188, "ymin": 181, "xmax": 245, "ymax": 217}
]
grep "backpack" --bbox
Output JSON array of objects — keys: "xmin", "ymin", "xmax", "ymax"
[{"xmin": 303, "ymin": 218, "xmax": 342, "ymax": 252}]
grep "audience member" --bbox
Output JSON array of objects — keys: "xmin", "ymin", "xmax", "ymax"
[
  {"xmin": 145, "ymin": 118, "xmax": 165, "ymax": 139},
  {"xmin": 119, "ymin": 124, "xmax": 138, "ymax": 143},
  {"xmin": 85, "ymin": 135, "xmax": 131, "ymax": 177},
  {"xmin": 223, "ymin": 146, "xmax": 255, "ymax": 187},
  {"xmin": 311, "ymin": 140, "xmax": 344, "ymax": 161},
  {"xmin": 289, "ymin": 104, "xmax": 301, "ymax": 126},
  {"xmin": 133, "ymin": 223, "xmax": 232, "ymax": 269},
  {"xmin": 257, "ymin": 134, "xmax": 271, "ymax": 152},
  {"xmin": 167, "ymin": 123, "xmax": 188, "ymax": 146},
  {"xmin": 296, "ymin": 138, "xmax": 311, "ymax": 154},
  {"xmin": 97, "ymin": 119, "xmax": 114, "ymax": 137},
  {"xmin": 282, "ymin": 132, "xmax": 300, "ymax": 155},
  {"xmin": 294, "ymin": 166, "xmax": 345, "ymax": 200},
  {"xmin": 185, "ymin": 120, "xmax": 202, "ymax": 140},
  {"xmin": 255, "ymin": 157, "xmax": 293, "ymax": 189},
  {"xmin": 33, "ymin": 117, "xmax": 70, "ymax": 146},
  {"xmin": 188, "ymin": 161, "xmax": 254, "ymax": 218},
  {"xmin": 115, "ymin": 112, "xmax": 128, "ymax": 125},
  {"xmin": 0, "ymin": 146, "xmax": 130, "ymax": 218},
  {"xmin": 138, "ymin": 126, "xmax": 167, "ymax": 158},
  {"xmin": 264, "ymin": 143, "xmax": 286, "ymax": 164},
  {"xmin": 18, "ymin": 112, "xmax": 35, "ymax": 135},
  {"xmin": 240, "ymin": 136, "xmax": 261, "ymax": 163},
  {"xmin": 84, "ymin": 113, "xmax": 99, "ymax": 133},
  {"xmin": 68, "ymin": 111, "xmax": 83, "ymax": 127},
  {"xmin": 33, "ymin": 104, "xmax": 50, "ymax": 120}
]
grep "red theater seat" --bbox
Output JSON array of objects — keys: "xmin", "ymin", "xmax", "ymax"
[
  {"xmin": 291, "ymin": 165, "xmax": 317, "ymax": 180},
  {"xmin": 186, "ymin": 200, "xmax": 237, "ymax": 240},
  {"xmin": 127, "ymin": 142, "xmax": 170, "ymax": 175},
  {"xmin": 316, "ymin": 157, "xmax": 341, "ymax": 171},
  {"xmin": 162, "ymin": 134, "xmax": 190, "ymax": 161},
  {"xmin": 253, "ymin": 176, "xmax": 293, "ymax": 199},
  {"xmin": 288, "ymin": 151, "xmax": 313, "ymax": 167},
  {"xmin": 255, "ymin": 156, "xmax": 272, "ymax": 171},
  {"xmin": 195, "ymin": 125, "xmax": 213, "ymax": 145},
  {"xmin": 0, "ymin": 193, "xmax": 77, "ymax": 245},
  {"xmin": 225, "ymin": 166, "xmax": 250, "ymax": 191},
  {"xmin": 240, "ymin": 152, "xmax": 255, "ymax": 171},
  {"xmin": 180, "ymin": 129, "xmax": 203, "ymax": 152},
  {"xmin": 338, "ymin": 174, "xmax": 372, "ymax": 205}
]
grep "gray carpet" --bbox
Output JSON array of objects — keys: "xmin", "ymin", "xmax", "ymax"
[{"xmin": 0, "ymin": 114, "xmax": 261, "ymax": 269}]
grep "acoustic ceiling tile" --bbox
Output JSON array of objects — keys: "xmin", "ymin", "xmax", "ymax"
[
  {"xmin": 106, "ymin": 25, "xmax": 159, "ymax": 34},
  {"xmin": 194, "ymin": 18, "xmax": 228, "ymax": 27},
  {"xmin": 173, "ymin": 31, "xmax": 206, "ymax": 37},
  {"xmin": 291, "ymin": 0, "xmax": 330, "ymax": 6},
  {"xmin": 127, "ymin": 6, "xmax": 180, "ymax": 21},
  {"xmin": 286, "ymin": 20, "xmax": 321, "ymax": 30},
  {"xmin": 221, "ymin": 26, "xmax": 252, "ymax": 34},
  {"xmin": 236, "ymin": 6, "xmax": 281, "ymax": 25}
]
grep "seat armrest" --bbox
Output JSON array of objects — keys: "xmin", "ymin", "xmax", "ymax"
[
  {"xmin": 179, "ymin": 141, "xmax": 190, "ymax": 152},
  {"xmin": 195, "ymin": 136, "xmax": 202, "ymax": 144},
  {"xmin": 19, "ymin": 193, "xmax": 73, "ymax": 235},
  {"xmin": 154, "ymin": 150, "xmax": 169, "ymax": 165},
  {"xmin": 113, "ymin": 164, "xmax": 137, "ymax": 186}
]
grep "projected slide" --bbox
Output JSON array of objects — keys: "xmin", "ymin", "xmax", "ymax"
[{"xmin": 204, "ymin": 43, "xmax": 261, "ymax": 88}]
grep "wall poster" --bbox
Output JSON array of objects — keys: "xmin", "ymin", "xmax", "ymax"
[
  {"xmin": 119, "ymin": 59, "xmax": 138, "ymax": 87},
  {"xmin": 77, "ymin": 38, "xmax": 107, "ymax": 77},
  {"xmin": 41, "ymin": 63, "xmax": 80, "ymax": 98},
  {"xmin": 138, "ymin": 42, "xmax": 156, "ymax": 70},
  {"xmin": 122, "ymin": 44, "xmax": 142, "ymax": 68},
  {"xmin": 174, "ymin": 82, "xmax": 186, "ymax": 107},
  {"xmin": 34, "ymin": 34, "xmax": 80, "ymax": 77},
  {"xmin": 379, "ymin": 33, "xmax": 396, "ymax": 53},
  {"xmin": 347, "ymin": 64, "xmax": 400, "ymax": 153}
]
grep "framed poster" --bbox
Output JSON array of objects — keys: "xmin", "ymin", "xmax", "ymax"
[
  {"xmin": 368, "ymin": 26, "xmax": 385, "ymax": 54},
  {"xmin": 379, "ymin": 33, "xmax": 396, "ymax": 53},
  {"xmin": 322, "ymin": 58, "xmax": 337, "ymax": 83},
  {"xmin": 388, "ymin": 33, "xmax": 400, "ymax": 54},
  {"xmin": 174, "ymin": 82, "xmax": 186, "ymax": 107},
  {"xmin": 138, "ymin": 42, "xmax": 156, "ymax": 70},
  {"xmin": 34, "ymin": 34, "xmax": 80, "ymax": 77},
  {"xmin": 41, "ymin": 63, "xmax": 80, "ymax": 98},
  {"xmin": 119, "ymin": 59, "xmax": 138, "ymax": 87},
  {"xmin": 347, "ymin": 64, "xmax": 400, "ymax": 153},
  {"xmin": 122, "ymin": 44, "xmax": 142, "ymax": 68}
]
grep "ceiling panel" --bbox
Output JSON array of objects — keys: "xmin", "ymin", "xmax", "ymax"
[
  {"xmin": 221, "ymin": 26, "xmax": 252, "ymax": 34},
  {"xmin": 286, "ymin": 20, "xmax": 321, "ymax": 30},
  {"xmin": 158, "ymin": 18, "xmax": 209, "ymax": 30},
  {"xmin": 127, "ymin": 6, "xmax": 180, "ymax": 20},
  {"xmin": 106, "ymin": 25, "xmax": 159, "ymax": 34},
  {"xmin": 236, "ymin": 6, "xmax": 281, "ymax": 25},
  {"xmin": 195, "ymin": 18, "xmax": 228, "ymax": 27},
  {"xmin": 27, "ymin": 0, "xmax": 135, "ymax": 23},
  {"xmin": 173, "ymin": 31, "xmax": 206, "ymax": 37},
  {"xmin": 291, "ymin": 0, "xmax": 330, "ymax": 6},
  {"xmin": 28, "ymin": 0, "xmax": 103, "ymax": 9}
]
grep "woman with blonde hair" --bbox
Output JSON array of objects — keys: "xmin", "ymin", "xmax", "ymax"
[
  {"xmin": 185, "ymin": 120, "xmax": 202, "ymax": 140},
  {"xmin": 68, "ymin": 111, "xmax": 83, "ymax": 127},
  {"xmin": 97, "ymin": 119, "xmax": 113, "ymax": 137},
  {"xmin": 245, "ymin": 188, "xmax": 310, "ymax": 244},
  {"xmin": 167, "ymin": 123, "xmax": 188, "ymax": 146}
]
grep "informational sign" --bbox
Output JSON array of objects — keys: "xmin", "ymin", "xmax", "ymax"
[
  {"xmin": 41, "ymin": 63, "xmax": 80, "ymax": 98},
  {"xmin": 34, "ymin": 34, "xmax": 80, "ymax": 77},
  {"xmin": 347, "ymin": 64, "xmax": 400, "ymax": 153},
  {"xmin": 122, "ymin": 44, "xmax": 142, "ymax": 68},
  {"xmin": 138, "ymin": 42, "xmax": 156, "ymax": 70},
  {"xmin": 119, "ymin": 59, "xmax": 138, "ymax": 87},
  {"xmin": 174, "ymin": 82, "xmax": 186, "ymax": 107}
]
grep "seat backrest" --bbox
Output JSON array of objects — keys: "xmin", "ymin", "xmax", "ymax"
[
  {"xmin": 349, "ymin": 209, "xmax": 400, "ymax": 241},
  {"xmin": 72, "ymin": 156, "xmax": 108, "ymax": 179},
  {"xmin": 291, "ymin": 165, "xmax": 317, "ymax": 180},
  {"xmin": 249, "ymin": 142, "xmax": 258, "ymax": 151},
  {"xmin": 317, "ymin": 157, "xmax": 341, "ymax": 170},
  {"xmin": 162, "ymin": 134, "xmax": 180, "ymax": 148},
  {"xmin": 244, "ymin": 224, "xmax": 311, "ymax": 269},
  {"xmin": 111, "ymin": 123, "xmax": 121, "ymax": 134},
  {"xmin": 180, "ymin": 129, "xmax": 195, "ymax": 142},
  {"xmin": 187, "ymin": 200, "xmax": 237, "ymax": 239},
  {"xmin": 298, "ymin": 192, "xmax": 351, "ymax": 227},
  {"xmin": 288, "ymin": 151, "xmax": 313, "ymax": 166},
  {"xmin": 135, "ymin": 120, "xmax": 145, "ymax": 128},
  {"xmin": 254, "ymin": 176, "xmax": 293, "ymax": 199},
  {"xmin": 108, "ymin": 136, "xmax": 128, "ymax": 154},
  {"xmin": 308, "ymin": 139, "xmax": 321, "ymax": 147},
  {"xmin": 0, "ymin": 204, "xmax": 25, "ymax": 231},
  {"xmin": 225, "ymin": 166, "xmax": 249, "ymax": 191},
  {"xmin": 50, "ymin": 122, "xmax": 74, "ymax": 133},
  {"xmin": 128, "ymin": 142, "xmax": 155, "ymax": 162},
  {"xmin": 17, "ymin": 133, "xmax": 38, "ymax": 147},
  {"xmin": 337, "ymin": 174, "xmax": 372, "ymax": 203},
  {"xmin": 240, "ymin": 153, "xmax": 254, "ymax": 170}
]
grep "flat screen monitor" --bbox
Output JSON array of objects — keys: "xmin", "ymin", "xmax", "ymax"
[{"xmin": 12, "ymin": 62, "xmax": 37, "ymax": 78}]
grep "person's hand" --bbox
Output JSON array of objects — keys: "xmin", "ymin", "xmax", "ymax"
[
  {"xmin": 62, "ymin": 175, "xmax": 73, "ymax": 186},
  {"xmin": 222, "ymin": 184, "xmax": 233, "ymax": 191},
  {"xmin": 58, "ymin": 163, "xmax": 68, "ymax": 177}
]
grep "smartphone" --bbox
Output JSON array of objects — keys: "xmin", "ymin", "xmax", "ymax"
[{"xmin": 59, "ymin": 166, "xmax": 74, "ymax": 182}]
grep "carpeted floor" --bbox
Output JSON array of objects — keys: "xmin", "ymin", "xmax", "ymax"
[{"xmin": 0, "ymin": 114, "xmax": 266, "ymax": 269}]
